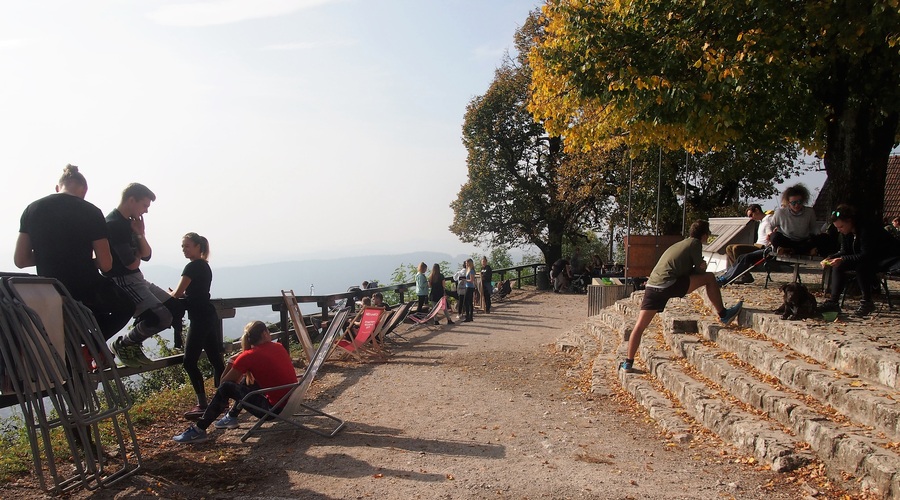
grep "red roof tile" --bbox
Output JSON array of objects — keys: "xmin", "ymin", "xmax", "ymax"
[{"xmin": 885, "ymin": 155, "xmax": 900, "ymax": 220}]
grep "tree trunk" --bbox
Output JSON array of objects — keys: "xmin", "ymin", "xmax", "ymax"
[{"xmin": 823, "ymin": 102, "xmax": 899, "ymax": 220}]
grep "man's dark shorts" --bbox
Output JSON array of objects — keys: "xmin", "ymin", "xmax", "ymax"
[{"xmin": 640, "ymin": 275, "xmax": 691, "ymax": 312}]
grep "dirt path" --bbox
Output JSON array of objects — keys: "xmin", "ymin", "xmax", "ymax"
[{"xmin": 3, "ymin": 289, "xmax": 813, "ymax": 499}]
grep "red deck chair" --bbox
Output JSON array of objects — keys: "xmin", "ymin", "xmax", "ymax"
[
  {"xmin": 405, "ymin": 296, "xmax": 448, "ymax": 332},
  {"xmin": 331, "ymin": 306, "xmax": 387, "ymax": 362}
]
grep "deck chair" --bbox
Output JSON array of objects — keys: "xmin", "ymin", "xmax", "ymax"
[
  {"xmin": 332, "ymin": 306, "xmax": 388, "ymax": 362},
  {"xmin": 405, "ymin": 296, "xmax": 448, "ymax": 332},
  {"xmin": 0, "ymin": 276, "xmax": 141, "ymax": 493},
  {"xmin": 282, "ymin": 290, "xmax": 315, "ymax": 365},
  {"xmin": 378, "ymin": 300, "xmax": 415, "ymax": 343},
  {"xmin": 236, "ymin": 307, "xmax": 351, "ymax": 442}
]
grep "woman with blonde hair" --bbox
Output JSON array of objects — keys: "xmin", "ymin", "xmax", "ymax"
[
  {"xmin": 170, "ymin": 232, "xmax": 225, "ymax": 421},
  {"xmin": 462, "ymin": 259, "xmax": 476, "ymax": 322}
]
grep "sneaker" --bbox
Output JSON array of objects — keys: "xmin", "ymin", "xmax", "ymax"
[
  {"xmin": 619, "ymin": 360, "xmax": 636, "ymax": 373},
  {"xmin": 854, "ymin": 301, "xmax": 875, "ymax": 317},
  {"xmin": 173, "ymin": 424, "xmax": 207, "ymax": 444},
  {"xmin": 720, "ymin": 300, "xmax": 743, "ymax": 325},
  {"xmin": 112, "ymin": 338, "xmax": 144, "ymax": 369},
  {"xmin": 183, "ymin": 405, "xmax": 207, "ymax": 421},
  {"xmin": 715, "ymin": 276, "xmax": 727, "ymax": 286},
  {"xmin": 447, "ymin": 319, "xmax": 454, "ymax": 325},
  {"xmin": 132, "ymin": 347, "xmax": 154, "ymax": 366},
  {"xmin": 739, "ymin": 274, "xmax": 755, "ymax": 284},
  {"xmin": 214, "ymin": 415, "xmax": 239, "ymax": 429}
]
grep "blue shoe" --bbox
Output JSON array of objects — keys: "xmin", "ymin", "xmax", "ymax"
[
  {"xmin": 715, "ymin": 275, "xmax": 727, "ymax": 286},
  {"xmin": 619, "ymin": 360, "xmax": 635, "ymax": 373},
  {"xmin": 214, "ymin": 415, "xmax": 239, "ymax": 429},
  {"xmin": 720, "ymin": 300, "xmax": 743, "ymax": 325},
  {"xmin": 173, "ymin": 424, "xmax": 207, "ymax": 444}
]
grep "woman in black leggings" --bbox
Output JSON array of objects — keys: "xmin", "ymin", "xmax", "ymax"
[{"xmin": 170, "ymin": 232, "xmax": 225, "ymax": 420}]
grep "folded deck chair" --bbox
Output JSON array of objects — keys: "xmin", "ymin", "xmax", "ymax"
[
  {"xmin": 236, "ymin": 307, "xmax": 351, "ymax": 442},
  {"xmin": 405, "ymin": 296, "xmax": 447, "ymax": 332},
  {"xmin": 378, "ymin": 300, "xmax": 415, "ymax": 343},
  {"xmin": 282, "ymin": 290, "xmax": 315, "ymax": 365},
  {"xmin": 331, "ymin": 306, "xmax": 388, "ymax": 362}
]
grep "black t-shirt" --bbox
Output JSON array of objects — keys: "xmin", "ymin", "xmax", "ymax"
[
  {"xmin": 182, "ymin": 259, "xmax": 212, "ymax": 307},
  {"xmin": 481, "ymin": 264, "xmax": 492, "ymax": 287},
  {"xmin": 19, "ymin": 193, "xmax": 108, "ymax": 295},
  {"xmin": 105, "ymin": 209, "xmax": 141, "ymax": 277},
  {"xmin": 429, "ymin": 273, "xmax": 445, "ymax": 302}
]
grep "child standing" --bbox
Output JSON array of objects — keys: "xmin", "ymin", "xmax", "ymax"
[{"xmin": 415, "ymin": 262, "xmax": 429, "ymax": 313}]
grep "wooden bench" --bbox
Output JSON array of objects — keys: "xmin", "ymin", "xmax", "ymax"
[{"xmin": 764, "ymin": 254, "xmax": 820, "ymax": 289}]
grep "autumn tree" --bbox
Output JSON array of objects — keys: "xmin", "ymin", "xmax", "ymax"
[
  {"xmin": 530, "ymin": 0, "xmax": 900, "ymax": 218},
  {"xmin": 450, "ymin": 12, "xmax": 617, "ymax": 265}
]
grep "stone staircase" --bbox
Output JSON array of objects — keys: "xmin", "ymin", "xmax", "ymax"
[{"xmin": 586, "ymin": 289, "xmax": 900, "ymax": 499}]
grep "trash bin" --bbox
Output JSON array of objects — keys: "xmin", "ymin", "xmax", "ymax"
[
  {"xmin": 587, "ymin": 283, "xmax": 634, "ymax": 316},
  {"xmin": 535, "ymin": 265, "xmax": 550, "ymax": 290}
]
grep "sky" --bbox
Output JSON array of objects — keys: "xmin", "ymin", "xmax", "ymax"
[{"xmin": 1, "ymin": 0, "xmax": 542, "ymax": 269}]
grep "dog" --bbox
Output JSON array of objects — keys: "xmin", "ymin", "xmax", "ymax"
[{"xmin": 774, "ymin": 282, "xmax": 818, "ymax": 320}]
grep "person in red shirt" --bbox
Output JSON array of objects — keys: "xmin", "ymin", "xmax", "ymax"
[{"xmin": 173, "ymin": 321, "xmax": 297, "ymax": 444}]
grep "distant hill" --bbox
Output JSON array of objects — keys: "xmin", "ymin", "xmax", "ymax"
[
  {"xmin": 141, "ymin": 251, "xmax": 472, "ymax": 301},
  {"xmin": 139, "ymin": 251, "xmax": 471, "ymax": 339}
]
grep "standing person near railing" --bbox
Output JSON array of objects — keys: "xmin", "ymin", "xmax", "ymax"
[
  {"xmin": 463, "ymin": 259, "xmax": 476, "ymax": 322},
  {"xmin": 480, "ymin": 256, "xmax": 492, "ymax": 314},
  {"xmin": 414, "ymin": 262, "xmax": 429, "ymax": 313},
  {"xmin": 169, "ymin": 232, "xmax": 226, "ymax": 421},
  {"xmin": 428, "ymin": 263, "xmax": 454, "ymax": 325}
]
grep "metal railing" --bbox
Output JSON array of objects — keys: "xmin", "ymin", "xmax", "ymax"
[{"xmin": 0, "ymin": 263, "xmax": 542, "ymax": 410}]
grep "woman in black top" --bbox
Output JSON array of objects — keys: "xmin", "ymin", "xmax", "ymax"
[
  {"xmin": 170, "ymin": 232, "xmax": 226, "ymax": 420},
  {"xmin": 820, "ymin": 205, "xmax": 900, "ymax": 317},
  {"xmin": 428, "ymin": 263, "xmax": 454, "ymax": 325}
]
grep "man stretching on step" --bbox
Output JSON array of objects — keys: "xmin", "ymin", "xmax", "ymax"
[{"xmin": 620, "ymin": 220, "xmax": 743, "ymax": 373}]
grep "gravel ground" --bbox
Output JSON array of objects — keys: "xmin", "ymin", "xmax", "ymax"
[{"xmin": 2, "ymin": 284, "xmax": 852, "ymax": 499}]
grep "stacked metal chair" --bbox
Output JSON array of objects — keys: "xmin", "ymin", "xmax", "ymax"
[{"xmin": 0, "ymin": 275, "xmax": 141, "ymax": 494}]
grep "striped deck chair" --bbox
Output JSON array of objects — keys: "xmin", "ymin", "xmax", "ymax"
[
  {"xmin": 405, "ymin": 296, "xmax": 448, "ymax": 332},
  {"xmin": 378, "ymin": 300, "xmax": 415, "ymax": 343},
  {"xmin": 331, "ymin": 306, "xmax": 388, "ymax": 362},
  {"xmin": 282, "ymin": 290, "xmax": 315, "ymax": 365},
  {"xmin": 236, "ymin": 307, "xmax": 351, "ymax": 441}
]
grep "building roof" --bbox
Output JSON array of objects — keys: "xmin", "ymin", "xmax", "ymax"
[
  {"xmin": 885, "ymin": 155, "xmax": 900, "ymax": 219},
  {"xmin": 704, "ymin": 217, "xmax": 758, "ymax": 254}
]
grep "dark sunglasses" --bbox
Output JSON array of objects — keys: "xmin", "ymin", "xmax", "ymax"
[
  {"xmin": 789, "ymin": 200, "xmax": 803, "ymax": 206},
  {"xmin": 832, "ymin": 210, "xmax": 843, "ymax": 217}
]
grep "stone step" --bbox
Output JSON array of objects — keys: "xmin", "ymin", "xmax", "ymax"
[
  {"xmin": 592, "ymin": 293, "xmax": 900, "ymax": 498},
  {"xmin": 703, "ymin": 288, "xmax": 900, "ymax": 391},
  {"xmin": 591, "ymin": 304, "xmax": 813, "ymax": 471},
  {"xmin": 662, "ymin": 325, "xmax": 900, "ymax": 495},
  {"xmin": 662, "ymin": 291, "xmax": 900, "ymax": 442}
]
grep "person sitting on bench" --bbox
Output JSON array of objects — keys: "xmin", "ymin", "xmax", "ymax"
[
  {"xmin": 717, "ymin": 205, "xmax": 775, "ymax": 285},
  {"xmin": 768, "ymin": 184, "xmax": 826, "ymax": 256},
  {"xmin": 819, "ymin": 205, "xmax": 900, "ymax": 317}
]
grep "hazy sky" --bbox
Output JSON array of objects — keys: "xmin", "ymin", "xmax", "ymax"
[{"xmin": 2, "ymin": 0, "xmax": 541, "ymax": 268}]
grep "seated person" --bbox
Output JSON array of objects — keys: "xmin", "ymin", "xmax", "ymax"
[
  {"xmin": 550, "ymin": 258, "xmax": 572, "ymax": 293},
  {"xmin": 589, "ymin": 254, "xmax": 605, "ymax": 277},
  {"xmin": 716, "ymin": 207, "xmax": 775, "ymax": 285},
  {"xmin": 725, "ymin": 204, "xmax": 767, "ymax": 267},
  {"xmin": 371, "ymin": 292, "xmax": 392, "ymax": 311},
  {"xmin": 887, "ymin": 216, "xmax": 900, "ymax": 240},
  {"xmin": 173, "ymin": 321, "xmax": 298, "ymax": 443},
  {"xmin": 768, "ymin": 184, "xmax": 826, "ymax": 255},
  {"xmin": 819, "ymin": 205, "xmax": 900, "ymax": 317}
]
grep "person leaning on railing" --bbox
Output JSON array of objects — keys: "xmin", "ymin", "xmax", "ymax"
[{"xmin": 819, "ymin": 205, "xmax": 900, "ymax": 317}]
